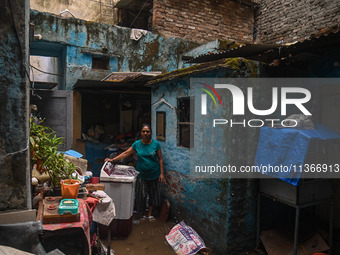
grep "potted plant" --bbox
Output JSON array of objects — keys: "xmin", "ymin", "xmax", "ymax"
[{"xmin": 30, "ymin": 118, "xmax": 76, "ymax": 189}]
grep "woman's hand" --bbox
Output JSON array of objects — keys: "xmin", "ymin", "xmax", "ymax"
[
  {"xmin": 105, "ymin": 158, "xmax": 114, "ymax": 162},
  {"xmin": 159, "ymin": 173, "xmax": 166, "ymax": 185}
]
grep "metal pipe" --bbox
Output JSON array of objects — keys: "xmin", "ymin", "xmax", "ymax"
[
  {"xmin": 59, "ymin": 9, "xmax": 75, "ymax": 18},
  {"xmin": 293, "ymin": 207, "xmax": 300, "ymax": 255},
  {"xmin": 329, "ymin": 200, "xmax": 334, "ymax": 255},
  {"xmin": 256, "ymin": 193, "xmax": 261, "ymax": 249}
]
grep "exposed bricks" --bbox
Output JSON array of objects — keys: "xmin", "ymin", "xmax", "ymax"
[
  {"xmin": 153, "ymin": 0, "xmax": 339, "ymax": 45},
  {"xmin": 152, "ymin": 0, "xmax": 254, "ymax": 43},
  {"xmin": 255, "ymin": 0, "xmax": 340, "ymax": 44}
]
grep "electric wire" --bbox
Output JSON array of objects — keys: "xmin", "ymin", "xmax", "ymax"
[
  {"xmin": 4, "ymin": 0, "xmax": 38, "ymax": 158},
  {"xmin": 130, "ymin": 0, "xmax": 150, "ymax": 28},
  {"xmin": 30, "ymin": 65, "xmax": 42, "ymax": 100},
  {"xmin": 7, "ymin": 0, "xmax": 31, "ymax": 81},
  {"xmin": 30, "ymin": 65, "xmax": 63, "ymax": 77},
  {"xmin": 0, "ymin": 144, "xmax": 30, "ymax": 160}
]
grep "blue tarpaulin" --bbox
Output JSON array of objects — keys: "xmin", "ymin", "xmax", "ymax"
[
  {"xmin": 85, "ymin": 141, "xmax": 109, "ymax": 177},
  {"xmin": 255, "ymin": 124, "xmax": 340, "ymax": 186},
  {"xmin": 64, "ymin": 149, "xmax": 83, "ymax": 158}
]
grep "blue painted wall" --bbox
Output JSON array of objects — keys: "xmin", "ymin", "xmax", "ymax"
[
  {"xmin": 0, "ymin": 0, "xmax": 31, "ymax": 210},
  {"xmin": 30, "ymin": 10, "xmax": 199, "ymax": 90},
  {"xmin": 150, "ymin": 59, "xmax": 262, "ymax": 253}
]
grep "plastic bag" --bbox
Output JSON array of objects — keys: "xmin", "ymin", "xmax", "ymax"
[{"xmin": 165, "ymin": 221, "xmax": 206, "ymax": 255}]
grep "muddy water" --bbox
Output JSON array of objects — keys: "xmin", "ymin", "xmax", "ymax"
[{"xmin": 110, "ymin": 218, "xmax": 176, "ymax": 255}]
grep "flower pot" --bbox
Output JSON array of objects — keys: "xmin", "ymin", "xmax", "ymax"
[{"xmin": 61, "ymin": 179, "xmax": 80, "ymax": 199}]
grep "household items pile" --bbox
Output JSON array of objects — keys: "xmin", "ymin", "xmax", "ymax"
[
  {"xmin": 38, "ymin": 197, "xmax": 80, "ymax": 224},
  {"xmin": 105, "ymin": 132, "xmax": 136, "ymax": 165}
]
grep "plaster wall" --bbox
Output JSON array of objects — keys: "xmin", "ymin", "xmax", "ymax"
[
  {"xmin": 0, "ymin": 0, "xmax": 31, "ymax": 210},
  {"xmin": 150, "ymin": 59, "xmax": 267, "ymax": 253},
  {"xmin": 30, "ymin": 10, "xmax": 199, "ymax": 90},
  {"xmin": 30, "ymin": 0, "xmax": 118, "ymax": 25}
]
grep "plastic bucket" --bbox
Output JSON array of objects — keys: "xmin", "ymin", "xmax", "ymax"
[
  {"xmin": 61, "ymin": 179, "xmax": 80, "ymax": 199},
  {"xmin": 90, "ymin": 177, "xmax": 100, "ymax": 184}
]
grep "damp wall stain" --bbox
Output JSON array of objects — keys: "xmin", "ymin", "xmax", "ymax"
[
  {"xmin": 0, "ymin": 0, "xmax": 30, "ymax": 210},
  {"xmin": 150, "ymin": 59, "xmax": 264, "ymax": 254},
  {"xmin": 30, "ymin": 10, "xmax": 199, "ymax": 90}
]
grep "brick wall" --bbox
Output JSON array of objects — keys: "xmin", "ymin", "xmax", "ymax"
[
  {"xmin": 152, "ymin": 0, "xmax": 255, "ymax": 43},
  {"xmin": 255, "ymin": 0, "xmax": 340, "ymax": 44}
]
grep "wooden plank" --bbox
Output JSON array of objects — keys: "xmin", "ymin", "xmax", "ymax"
[
  {"xmin": 73, "ymin": 91, "xmax": 86, "ymax": 156},
  {"xmin": 85, "ymin": 183, "xmax": 105, "ymax": 191},
  {"xmin": 37, "ymin": 201, "xmax": 43, "ymax": 222},
  {"xmin": 42, "ymin": 197, "xmax": 80, "ymax": 224},
  {"xmin": 66, "ymin": 90, "xmax": 73, "ymax": 150},
  {"xmin": 0, "ymin": 210, "xmax": 37, "ymax": 224}
]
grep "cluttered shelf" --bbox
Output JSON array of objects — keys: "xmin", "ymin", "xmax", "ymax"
[{"xmin": 37, "ymin": 198, "xmax": 92, "ymax": 255}]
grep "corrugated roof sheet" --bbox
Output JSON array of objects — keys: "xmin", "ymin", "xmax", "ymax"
[
  {"xmin": 146, "ymin": 58, "xmax": 260, "ymax": 86},
  {"xmin": 102, "ymin": 72, "xmax": 161, "ymax": 82},
  {"xmin": 73, "ymin": 72, "xmax": 161, "ymax": 91},
  {"xmin": 186, "ymin": 44, "xmax": 278, "ymax": 64},
  {"xmin": 147, "ymin": 26, "xmax": 340, "ymax": 86},
  {"xmin": 186, "ymin": 25, "xmax": 340, "ymax": 64}
]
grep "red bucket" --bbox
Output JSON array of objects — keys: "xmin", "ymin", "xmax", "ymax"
[{"xmin": 90, "ymin": 177, "xmax": 100, "ymax": 184}]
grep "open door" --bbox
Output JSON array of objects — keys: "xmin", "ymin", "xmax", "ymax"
[{"xmin": 30, "ymin": 90, "xmax": 73, "ymax": 151}]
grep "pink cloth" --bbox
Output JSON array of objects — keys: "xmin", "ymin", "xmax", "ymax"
[{"xmin": 42, "ymin": 199, "xmax": 92, "ymax": 254}]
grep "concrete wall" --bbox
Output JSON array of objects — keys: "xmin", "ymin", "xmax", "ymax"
[
  {"xmin": 30, "ymin": 10, "xmax": 199, "ymax": 90},
  {"xmin": 255, "ymin": 0, "xmax": 340, "ymax": 44},
  {"xmin": 153, "ymin": 0, "xmax": 255, "ymax": 43},
  {"xmin": 150, "ymin": 58, "xmax": 266, "ymax": 253},
  {"xmin": 0, "ymin": 0, "xmax": 31, "ymax": 210},
  {"xmin": 31, "ymin": 0, "xmax": 118, "ymax": 25}
]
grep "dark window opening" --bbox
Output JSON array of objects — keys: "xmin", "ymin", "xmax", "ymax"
[
  {"xmin": 92, "ymin": 56, "xmax": 110, "ymax": 70},
  {"xmin": 156, "ymin": 111, "xmax": 166, "ymax": 140},
  {"xmin": 117, "ymin": 0, "xmax": 153, "ymax": 31},
  {"xmin": 177, "ymin": 97, "xmax": 194, "ymax": 148}
]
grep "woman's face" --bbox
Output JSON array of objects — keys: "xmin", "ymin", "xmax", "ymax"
[{"xmin": 141, "ymin": 126, "xmax": 151, "ymax": 139}]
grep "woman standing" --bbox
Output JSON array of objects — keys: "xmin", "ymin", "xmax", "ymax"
[{"xmin": 105, "ymin": 124, "xmax": 165, "ymax": 220}]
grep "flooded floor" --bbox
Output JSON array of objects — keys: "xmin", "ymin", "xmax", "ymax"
[
  {"xmin": 104, "ymin": 218, "xmax": 261, "ymax": 255},
  {"xmin": 110, "ymin": 218, "xmax": 176, "ymax": 255}
]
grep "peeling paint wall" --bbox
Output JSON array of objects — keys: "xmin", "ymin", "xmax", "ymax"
[
  {"xmin": 30, "ymin": 10, "xmax": 199, "ymax": 90},
  {"xmin": 31, "ymin": 0, "xmax": 118, "ymax": 25},
  {"xmin": 0, "ymin": 0, "xmax": 31, "ymax": 210},
  {"xmin": 151, "ymin": 59, "xmax": 267, "ymax": 253}
]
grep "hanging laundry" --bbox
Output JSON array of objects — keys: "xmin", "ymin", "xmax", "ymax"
[{"xmin": 130, "ymin": 28, "xmax": 148, "ymax": 41}]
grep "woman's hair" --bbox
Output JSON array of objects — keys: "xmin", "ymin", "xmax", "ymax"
[{"xmin": 141, "ymin": 123, "xmax": 152, "ymax": 133}]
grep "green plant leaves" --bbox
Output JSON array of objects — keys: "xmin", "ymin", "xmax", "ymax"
[{"xmin": 30, "ymin": 118, "xmax": 76, "ymax": 187}]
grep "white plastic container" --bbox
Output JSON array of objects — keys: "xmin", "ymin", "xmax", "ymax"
[{"xmin": 99, "ymin": 162, "xmax": 138, "ymax": 219}]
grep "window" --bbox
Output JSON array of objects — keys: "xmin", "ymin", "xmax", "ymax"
[
  {"xmin": 156, "ymin": 112, "xmax": 166, "ymax": 140},
  {"xmin": 177, "ymin": 97, "xmax": 194, "ymax": 148},
  {"xmin": 92, "ymin": 56, "xmax": 110, "ymax": 70}
]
